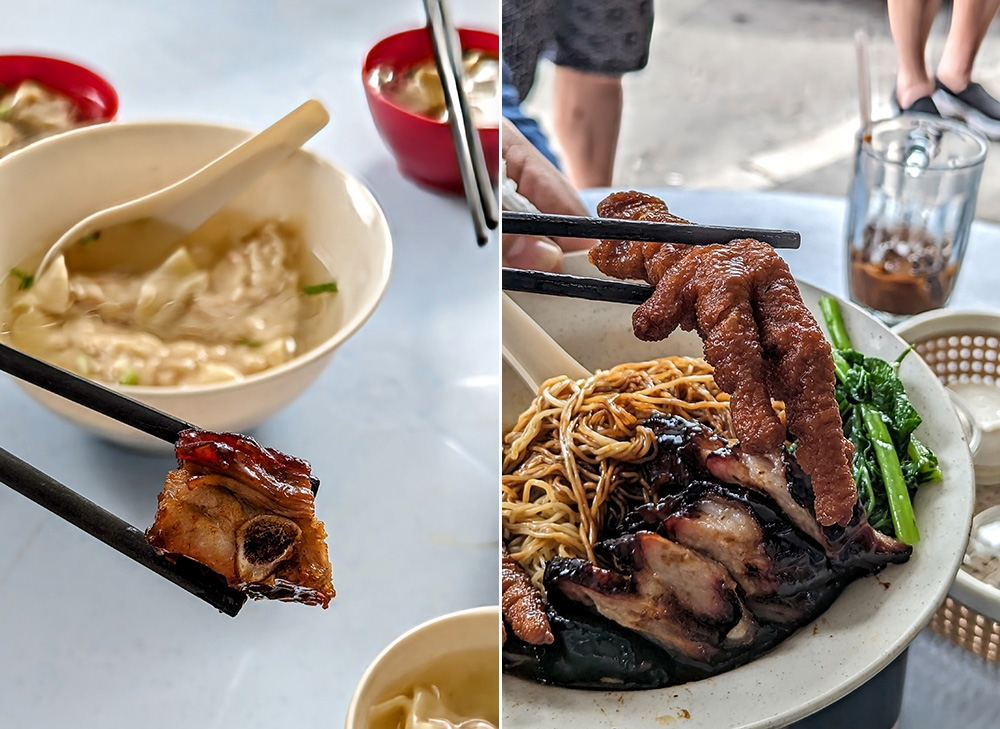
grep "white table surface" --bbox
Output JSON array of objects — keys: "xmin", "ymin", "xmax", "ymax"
[
  {"xmin": 0, "ymin": 2, "xmax": 499, "ymax": 727},
  {"xmin": 580, "ymin": 187, "xmax": 1000, "ymax": 729}
]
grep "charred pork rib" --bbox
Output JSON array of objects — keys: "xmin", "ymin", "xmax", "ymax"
[
  {"xmin": 147, "ymin": 429, "xmax": 335, "ymax": 608},
  {"xmin": 503, "ymin": 415, "xmax": 910, "ymax": 688}
]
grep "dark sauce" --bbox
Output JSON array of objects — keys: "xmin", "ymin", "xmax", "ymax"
[{"xmin": 849, "ymin": 223, "xmax": 958, "ymax": 316}]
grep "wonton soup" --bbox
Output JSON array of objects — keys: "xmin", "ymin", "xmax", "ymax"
[
  {"xmin": 368, "ymin": 647, "xmax": 499, "ymax": 729},
  {"xmin": 3, "ymin": 211, "xmax": 342, "ymax": 387},
  {"xmin": 0, "ymin": 80, "xmax": 78, "ymax": 156},
  {"xmin": 368, "ymin": 50, "xmax": 500, "ymax": 128}
]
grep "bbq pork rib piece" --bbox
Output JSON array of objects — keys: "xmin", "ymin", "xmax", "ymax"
[{"xmin": 146, "ymin": 429, "xmax": 335, "ymax": 608}]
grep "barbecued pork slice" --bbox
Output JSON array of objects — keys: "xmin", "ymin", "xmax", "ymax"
[
  {"xmin": 548, "ymin": 532, "xmax": 758, "ymax": 664},
  {"xmin": 146, "ymin": 429, "xmax": 335, "ymax": 608},
  {"xmin": 640, "ymin": 414, "xmax": 911, "ymax": 566},
  {"xmin": 503, "ymin": 547, "xmax": 554, "ymax": 645},
  {"xmin": 624, "ymin": 481, "xmax": 847, "ymax": 624}
]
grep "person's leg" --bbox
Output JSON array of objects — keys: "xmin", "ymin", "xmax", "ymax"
[
  {"xmin": 933, "ymin": 0, "xmax": 1000, "ymax": 138},
  {"xmin": 549, "ymin": 0, "xmax": 654, "ymax": 188},
  {"xmin": 550, "ymin": 66, "xmax": 623, "ymax": 189},
  {"xmin": 889, "ymin": 0, "xmax": 945, "ymax": 108},
  {"xmin": 936, "ymin": 0, "xmax": 1000, "ymax": 92}
]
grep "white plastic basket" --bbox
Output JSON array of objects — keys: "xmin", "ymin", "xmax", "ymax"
[{"xmin": 895, "ymin": 310, "xmax": 1000, "ymax": 662}]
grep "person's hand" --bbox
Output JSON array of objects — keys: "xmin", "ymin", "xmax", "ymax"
[{"xmin": 502, "ymin": 118, "xmax": 592, "ymax": 272}]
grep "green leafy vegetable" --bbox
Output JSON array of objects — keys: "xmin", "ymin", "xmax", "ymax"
[
  {"xmin": 303, "ymin": 281, "xmax": 338, "ymax": 295},
  {"xmin": 861, "ymin": 403, "xmax": 919, "ymax": 544},
  {"xmin": 820, "ymin": 296, "xmax": 940, "ymax": 545},
  {"xmin": 10, "ymin": 267, "xmax": 33, "ymax": 290},
  {"xmin": 820, "ymin": 296, "xmax": 852, "ymax": 350}
]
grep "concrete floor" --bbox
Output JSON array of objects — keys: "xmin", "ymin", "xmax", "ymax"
[{"xmin": 521, "ymin": 0, "xmax": 1000, "ymax": 221}]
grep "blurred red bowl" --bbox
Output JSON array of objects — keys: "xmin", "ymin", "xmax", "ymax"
[
  {"xmin": 0, "ymin": 54, "xmax": 118, "ymax": 122},
  {"xmin": 363, "ymin": 27, "xmax": 499, "ymax": 194}
]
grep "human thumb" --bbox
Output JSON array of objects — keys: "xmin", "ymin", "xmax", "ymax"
[{"xmin": 502, "ymin": 235, "xmax": 564, "ymax": 272}]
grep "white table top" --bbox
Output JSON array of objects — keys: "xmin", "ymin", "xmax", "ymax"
[
  {"xmin": 580, "ymin": 187, "xmax": 1000, "ymax": 729},
  {"xmin": 0, "ymin": 2, "xmax": 499, "ymax": 727}
]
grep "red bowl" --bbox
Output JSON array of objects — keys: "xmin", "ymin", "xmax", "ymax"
[
  {"xmin": 0, "ymin": 54, "xmax": 118, "ymax": 122},
  {"xmin": 363, "ymin": 27, "xmax": 499, "ymax": 194}
]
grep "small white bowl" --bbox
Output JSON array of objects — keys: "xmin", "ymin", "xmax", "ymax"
[
  {"xmin": 0, "ymin": 121, "xmax": 392, "ymax": 449},
  {"xmin": 345, "ymin": 605, "xmax": 500, "ymax": 729}
]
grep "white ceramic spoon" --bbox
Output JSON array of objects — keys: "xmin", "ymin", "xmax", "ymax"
[
  {"xmin": 502, "ymin": 292, "xmax": 590, "ymax": 391},
  {"xmin": 34, "ymin": 98, "xmax": 330, "ymax": 279}
]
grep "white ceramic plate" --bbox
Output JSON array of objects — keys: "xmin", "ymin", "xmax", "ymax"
[{"xmin": 501, "ymin": 254, "xmax": 975, "ymax": 729}]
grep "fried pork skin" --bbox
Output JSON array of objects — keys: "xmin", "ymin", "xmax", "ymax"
[
  {"xmin": 589, "ymin": 191, "xmax": 856, "ymax": 527},
  {"xmin": 147, "ymin": 429, "xmax": 335, "ymax": 608}
]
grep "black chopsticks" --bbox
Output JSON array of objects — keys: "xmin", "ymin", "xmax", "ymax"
[
  {"xmin": 0, "ymin": 342, "xmax": 193, "ymax": 443},
  {"xmin": 0, "ymin": 342, "xmax": 257, "ymax": 615},
  {"xmin": 423, "ymin": 0, "xmax": 498, "ymax": 246},
  {"xmin": 501, "ymin": 211, "xmax": 803, "ymax": 304},
  {"xmin": 0, "ymin": 341, "xmax": 246, "ymax": 614},
  {"xmin": 502, "ymin": 211, "xmax": 801, "ymax": 249},
  {"xmin": 0, "ymin": 343, "xmax": 321, "ymax": 496},
  {"xmin": 0, "ymin": 446, "xmax": 246, "ymax": 616},
  {"xmin": 503, "ymin": 267, "xmax": 655, "ymax": 305}
]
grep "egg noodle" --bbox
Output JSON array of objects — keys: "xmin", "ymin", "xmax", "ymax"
[{"xmin": 502, "ymin": 356, "xmax": 777, "ymax": 592}]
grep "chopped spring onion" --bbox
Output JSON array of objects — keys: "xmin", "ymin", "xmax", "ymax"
[
  {"xmin": 10, "ymin": 267, "xmax": 33, "ymax": 290},
  {"xmin": 303, "ymin": 282, "xmax": 338, "ymax": 295}
]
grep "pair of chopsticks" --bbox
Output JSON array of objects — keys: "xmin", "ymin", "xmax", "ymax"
[
  {"xmin": 0, "ymin": 342, "xmax": 247, "ymax": 616},
  {"xmin": 423, "ymin": 0, "xmax": 498, "ymax": 245},
  {"xmin": 501, "ymin": 211, "xmax": 802, "ymax": 302}
]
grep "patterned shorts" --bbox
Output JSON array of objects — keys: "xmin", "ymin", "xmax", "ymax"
[{"xmin": 502, "ymin": 0, "xmax": 655, "ymax": 101}]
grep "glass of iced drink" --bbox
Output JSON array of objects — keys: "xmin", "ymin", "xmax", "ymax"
[{"xmin": 845, "ymin": 115, "xmax": 988, "ymax": 325}]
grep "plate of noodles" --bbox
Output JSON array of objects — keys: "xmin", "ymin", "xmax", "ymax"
[{"xmin": 500, "ymin": 251, "xmax": 974, "ymax": 729}]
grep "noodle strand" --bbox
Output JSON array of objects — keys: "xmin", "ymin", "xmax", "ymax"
[{"xmin": 502, "ymin": 356, "xmax": 761, "ymax": 593}]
